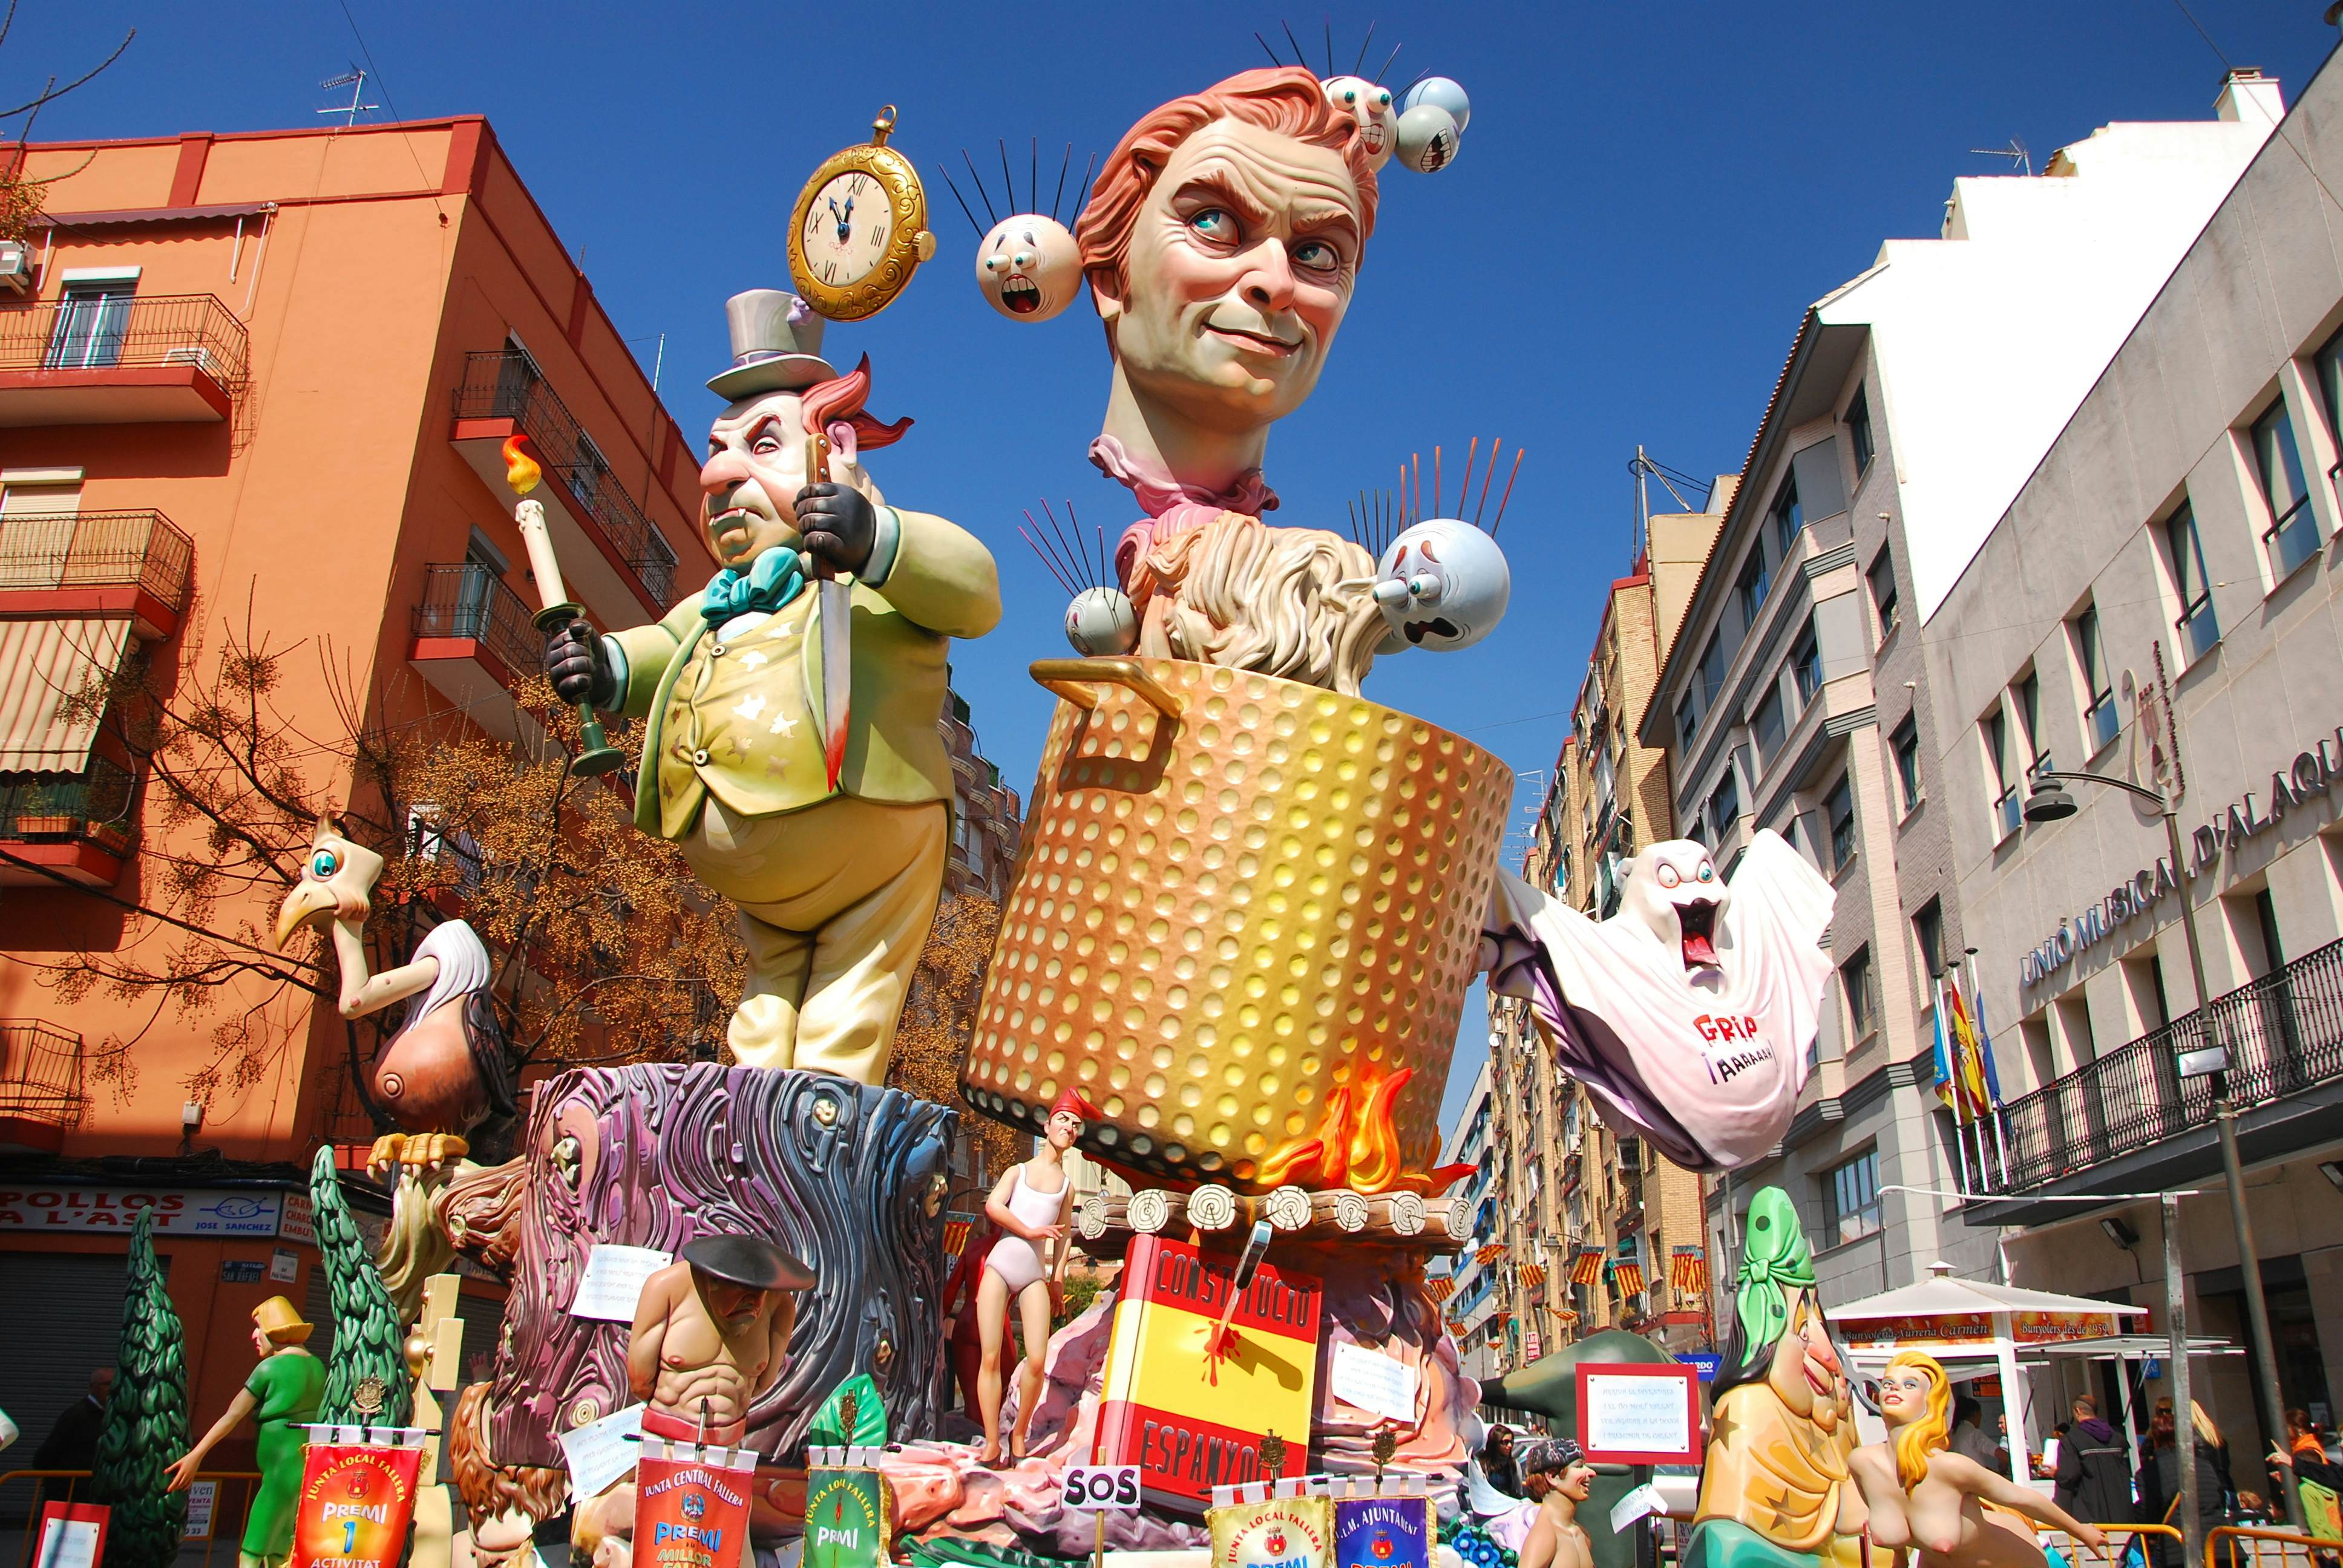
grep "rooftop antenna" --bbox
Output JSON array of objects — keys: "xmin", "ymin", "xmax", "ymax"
[
  {"xmin": 1968, "ymin": 138, "xmax": 2031, "ymax": 175},
  {"xmin": 317, "ymin": 67, "xmax": 377, "ymax": 128}
]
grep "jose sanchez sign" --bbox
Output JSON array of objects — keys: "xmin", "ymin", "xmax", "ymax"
[{"xmin": 2020, "ymin": 725, "xmax": 2343, "ymax": 990}]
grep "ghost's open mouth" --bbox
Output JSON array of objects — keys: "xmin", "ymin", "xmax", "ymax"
[
  {"xmin": 1001, "ymin": 274, "xmax": 1041, "ymax": 315},
  {"xmin": 1679, "ymin": 899, "xmax": 1720, "ymax": 969}
]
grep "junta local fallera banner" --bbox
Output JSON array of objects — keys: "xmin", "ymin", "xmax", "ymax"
[
  {"xmin": 288, "ymin": 1440, "xmax": 423, "ymax": 1568},
  {"xmin": 633, "ymin": 1446, "xmax": 756, "ymax": 1568}
]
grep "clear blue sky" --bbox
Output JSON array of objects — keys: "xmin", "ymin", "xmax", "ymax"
[{"xmin": 21, "ymin": 0, "xmax": 2336, "ymax": 1139}]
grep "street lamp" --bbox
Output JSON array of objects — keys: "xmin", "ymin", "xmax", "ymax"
[{"xmin": 2021, "ymin": 768, "xmax": 2299, "ymax": 1532}]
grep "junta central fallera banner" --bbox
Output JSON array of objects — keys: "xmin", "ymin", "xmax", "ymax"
[
  {"xmin": 287, "ymin": 1440, "xmax": 424, "ymax": 1568},
  {"xmin": 632, "ymin": 1447, "xmax": 756, "ymax": 1568}
]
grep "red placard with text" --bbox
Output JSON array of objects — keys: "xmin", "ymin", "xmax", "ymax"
[
  {"xmin": 1574, "ymin": 1362, "xmax": 1703, "ymax": 1465},
  {"xmin": 289, "ymin": 1440, "xmax": 424, "ymax": 1568},
  {"xmin": 634, "ymin": 1446, "xmax": 756, "ymax": 1568},
  {"xmin": 32, "ymin": 1502, "xmax": 108, "ymax": 1568}
]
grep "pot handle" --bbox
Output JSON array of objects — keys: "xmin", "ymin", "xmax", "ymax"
[{"xmin": 1029, "ymin": 658, "xmax": 1184, "ymax": 720}]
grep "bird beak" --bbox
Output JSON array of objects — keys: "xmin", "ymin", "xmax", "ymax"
[{"xmin": 274, "ymin": 882, "xmax": 338, "ymax": 951}]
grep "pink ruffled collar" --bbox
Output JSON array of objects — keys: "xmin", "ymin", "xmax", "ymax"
[{"xmin": 1089, "ymin": 434, "xmax": 1278, "ymax": 518}]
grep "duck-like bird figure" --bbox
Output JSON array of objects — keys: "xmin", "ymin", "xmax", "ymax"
[{"xmin": 275, "ymin": 815, "xmax": 520, "ymax": 1317}]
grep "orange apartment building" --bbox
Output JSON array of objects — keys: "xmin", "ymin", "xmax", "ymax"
[{"xmin": 0, "ymin": 116, "xmax": 719, "ymax": 1470}]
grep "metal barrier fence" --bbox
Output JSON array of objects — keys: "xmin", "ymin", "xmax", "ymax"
[
  {"xmin": 0, "ymin": 1469, "xmax": 260, "ymax": 1568},
  {"xmin": 2205, "ymin": 1524, "xmax": 2338, "ymax": 1568},
  {"xmin": 1979, "ymin": 935, "xmax": 2343, "ymax": 1195}
]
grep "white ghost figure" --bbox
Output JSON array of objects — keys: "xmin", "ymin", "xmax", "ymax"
[
  {"xmin": 1481, "ymin": 831, "xmax": 1838, "ymax": 1172},
  {"xmin": 1064, "ymin": 584, "xmax": 1139, "ymax": 656},
  {"xmin": 1322, "ymin": 76, "xmax": 1397, "ymax": 171},
  {"xmin": 975, "ymin": 215, "xmax": 1080, "ymax": 321},
  {"xmin": 1366, "ymin": 517, "xmax": 1510, "ymax": 651}
]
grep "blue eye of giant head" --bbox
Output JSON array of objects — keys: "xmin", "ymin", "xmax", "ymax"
[
  {"xmin": 1190, "ymin": 208, "xmax": 1234, "ymax": 240},
  {"xmin": 1698, "ymin": 863, "xmax": 1715, "ymax": 883},
  {"xmin": 312, "ymin": 850, "xmax": 338, "ymax": 878}
]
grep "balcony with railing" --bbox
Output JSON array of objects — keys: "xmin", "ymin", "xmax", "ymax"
[
  {"xmin": 0, "ymin": 292, "xmax": 249, "ymax": 425},
  {"xmin": 449, "ymin": 351, "xmax": 681, "ymax": 618},
  {"xmin": 0, "ymin": 754, "xmax": 136, "ymax": 887},
  {"xmin": 0, "ymin": 1019, "xmax": 87, "ymax": 1153},
  {"xmin": 1968, "ymin": 936, "xmax": 2343, "ymax": 1222},
  {"xmin": 410, "ymin": 563, "xmax": 545, "ymax": 745},
  {"xmin": 0, "ymin": 508, "xmax": 195, "ymax": 639}
]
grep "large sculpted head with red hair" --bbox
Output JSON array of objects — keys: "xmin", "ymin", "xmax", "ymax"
[{"xmin": 1076, "ymin": 67, "xmax": 1379, "ymax": 448}]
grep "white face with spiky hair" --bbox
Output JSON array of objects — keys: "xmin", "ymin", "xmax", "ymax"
[
  {"xmin": 976, "ymin": 215, "xmax": 1080, "ymax": 321},
  {"xmin": 1620, "ymin": 838, "xmax": 1731, "ymax": 972}
]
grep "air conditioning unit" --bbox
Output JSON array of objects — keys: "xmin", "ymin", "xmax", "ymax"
[
  {"xmin": 0, "ymin": 241, "xmax": 31, "ymax": 293},
  {"xmin": 161, "ymin": 345, "xmax": 214, "ymax": 371}
]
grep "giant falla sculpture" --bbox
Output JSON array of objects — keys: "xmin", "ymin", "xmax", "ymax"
[{"xmin": 217, "ymin": 42, "xmax": 1849, "ymax": 1568}]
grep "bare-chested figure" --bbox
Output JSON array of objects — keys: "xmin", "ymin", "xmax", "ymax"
[
  {"xmin": 1850, "ymin": 1352, "xmax": 2104, "ymax": 1568},
  {"xmin": 627, "ymin": 1235, "xmax": 813, "ymax": 1445}
]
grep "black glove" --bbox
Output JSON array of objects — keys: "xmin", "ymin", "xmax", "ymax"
[
  {"xmin": 794, "ymin": 482, "xmax": 877, "ymax": 577},
  {"xmin": 543, "ymin": 617, "xmax": 615, "ymax": 709}
]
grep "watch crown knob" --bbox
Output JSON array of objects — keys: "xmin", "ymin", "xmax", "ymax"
[{"xmin": 915, "ymin": 229, "xmax": 936, "ymax": 263}]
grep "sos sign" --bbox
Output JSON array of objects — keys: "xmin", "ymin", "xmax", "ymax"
[{"xmin": 1061, "ymin": 1465, "xmax": 1142, "ymax": 1512}]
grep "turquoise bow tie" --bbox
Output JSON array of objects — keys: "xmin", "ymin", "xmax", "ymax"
[{"xmin": 701, "ymin": 546, "xmax": 808, "ymax": 624}]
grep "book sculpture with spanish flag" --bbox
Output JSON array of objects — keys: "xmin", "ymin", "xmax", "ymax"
[{"xmin": 1093, "ymin": 1236, "xmax": 1322, "ymax": 1508}]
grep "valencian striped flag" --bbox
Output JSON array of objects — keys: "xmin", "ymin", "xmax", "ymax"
[
  {"xmin": 1422, "ymin": 1276, "xmax": 1456, "ymax": 1304},
  {"xmin": 1611, "ymin": 1259, "xmax": 1646, "ymax": 1298},
  {"xmin": 1569, "ymin": 1249, "xmax": 1604, "ymax": 1287},
  {"xmin": 1475, "ymin": 1243, "xmax": 1507, "ymax": 1267},
  {"xmin": 1669, "ymin": 1247, "xmax": 1709, "ymax": 1297},
  {"xmin": 942, "ymin": 1219, "xmax": 972, "ymax": 1256},
  {"xmin": 1517, "ymin": 1263, "xmax": 1547, "ymax": 1290},
  {"xmin": 1550, "ymin": 1304, "xmax": 1579, "ymax": 1325}
]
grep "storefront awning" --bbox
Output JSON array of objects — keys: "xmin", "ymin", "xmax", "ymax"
[{"xmin": 0, "ymin": 617, "xmax": 132, "ymax": 771}]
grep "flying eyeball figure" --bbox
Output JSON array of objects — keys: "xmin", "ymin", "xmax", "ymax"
[
  {"xmin": 1322, "ymin": 76, "xmax": 1396, "ymax": 171},
  {"xmin": 975, "ymin": 214, "xmax": 1080, "ymax": 322},
  {"xmin": 1064, "ymin": 584, "xmax": 1140, "ymax": 656},
  {"xmin": 1368, "ymin": 518, "xmax": 1510, "ymax": 651},
  {"xmin": 1394, "ymin": 77, "xmax": 1471, "ymax": 174}
]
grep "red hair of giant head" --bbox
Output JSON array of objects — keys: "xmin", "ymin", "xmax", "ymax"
[{"xmin": 1073, "ymin": 66, "xmax": 1381, "ymax": 310}]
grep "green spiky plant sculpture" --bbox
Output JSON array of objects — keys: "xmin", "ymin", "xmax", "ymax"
[
  {"xmin": 90, "ymin": 1209, "xmax": 189, "ymax": 1568},
  {"xmin": 310, "ymin": 1145, "xmax": 413, "ymax": 1426}
]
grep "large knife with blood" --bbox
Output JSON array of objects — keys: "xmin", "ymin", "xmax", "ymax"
[{"xmin": 805, "ymin": 426, "xmax": 852, "ymax": 793}]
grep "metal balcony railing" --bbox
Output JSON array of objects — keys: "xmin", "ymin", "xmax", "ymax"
[
  {"xmin": 0, "ymin": 1019, "xmax": 87, "ymax": 1130},
  {"xmin": 1976, "ymin": 935, "xmax": 2343, "ymax": 1195},
  {"xmin": 0, "ymin": 755, "xmax": 136, "ymax": 846},
  {"xmin": 451, "ymin": 351, "xmax": 678, "ymax": 604},
  {"xmin": 0, "ymin": 508, "xmax": 194, "ymax": 609},
  {"xmin": 414, "ymin": 563, "xmax": 540, "ymax": 679},
  {"xmin": 0, "ymin": 292, "xmax": 250, "ymax": 388}
]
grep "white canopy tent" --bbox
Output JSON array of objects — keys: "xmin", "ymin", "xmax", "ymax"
[{"xmin": 1825, "ymin": 1264, "xmax": 2151, "ymax": 1485}]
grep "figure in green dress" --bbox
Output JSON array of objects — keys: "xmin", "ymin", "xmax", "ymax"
[{"xmin": 165, "ymin": 1296, "xmax": 327, "ymax": 1568}]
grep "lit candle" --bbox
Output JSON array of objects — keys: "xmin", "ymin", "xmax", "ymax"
[{"xmin": 503, "ymin": 436, "xmax": 570, "ymax": 610}]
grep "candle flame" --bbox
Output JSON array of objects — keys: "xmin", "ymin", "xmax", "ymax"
[{"xmin": 502, "ymin": 435, "xmax": 542, "ymax": 496}]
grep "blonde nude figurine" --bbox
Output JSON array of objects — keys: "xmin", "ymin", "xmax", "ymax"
[
  {"xmin": 627, "ymin": 1235, "xmax": 814, "ymax": 1446},
  {"xmin": 1850, "ymin": 1352, "xmax": 2105, "ymax": 1568}
]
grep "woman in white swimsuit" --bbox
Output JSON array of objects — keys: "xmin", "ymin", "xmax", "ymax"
[{"xmin": 974, "ymin": 1085, "xmax": 1093, "ymax": 1464}]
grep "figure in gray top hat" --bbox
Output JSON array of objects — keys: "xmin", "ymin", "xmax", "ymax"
[{"xmin": 544, "ymin": 289, "xmax": 1000, "ymax": 1087}]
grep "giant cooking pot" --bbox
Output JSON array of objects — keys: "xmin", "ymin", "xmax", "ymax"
[{"xmin": 960, "ymin": 658, "xmax": 1513, "ymax": 1190}]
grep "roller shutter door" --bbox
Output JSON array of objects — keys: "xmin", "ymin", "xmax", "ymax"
[{"xmin": 0, "ymin": 1249, "xmax": 165, "ymax": 1463}]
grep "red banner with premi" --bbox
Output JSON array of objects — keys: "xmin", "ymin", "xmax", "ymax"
[
  {"xmin": 633, "ymin": 1446, "xmax": 757, "ymax": 1568},
  {"xmin": 288, "ymin": 1441, "xmax": 424, "ymax": 1568}
]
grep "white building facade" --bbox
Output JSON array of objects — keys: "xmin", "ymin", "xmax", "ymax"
[
  {"xmin": 1928, "ymin": 52, "xmax": 2343, "ymax": 1460},
  {"xmin": 1645, "ymin": 73, "xmax": 2285, "ymax": 1318}
]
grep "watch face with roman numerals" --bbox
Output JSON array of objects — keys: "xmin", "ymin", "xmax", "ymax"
[{"xmin": 801, "ymin": 169, "xmax": 894, "ymax": 290}]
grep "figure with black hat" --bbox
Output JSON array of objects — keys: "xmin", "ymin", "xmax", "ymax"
[
  {"xmin": 164, "ymin": 1297, "xmax": 326, "ymax": 1568},
  {"xmin": 627, "ymin": 1235, "xmax": 816, "ymax": 1448},
  {"xmin": 545, "ymin": 290, "xmax": 1000, "ymax": 1086}
]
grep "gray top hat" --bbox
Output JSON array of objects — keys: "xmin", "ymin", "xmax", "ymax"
[{"xmin": 707, "ymin": 289, "xmax": 836, "ymax": 402}]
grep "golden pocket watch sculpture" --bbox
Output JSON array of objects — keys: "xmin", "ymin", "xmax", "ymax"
[{"xmin": 788, "ymin": 105, "xmax": 937, "ymax": 321}]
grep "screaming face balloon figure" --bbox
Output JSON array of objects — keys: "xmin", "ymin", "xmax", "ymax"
[
  {"xmin": 976, "ymin": 214, "xmax": 1081, "ymax": 321},
  {"xmin": 1483, "ymin": 830, "xmax": 1837, "ymax": 1172},
  {"xmin": 1367, "ymin": 517, "xmax": 1512, "ymax": 650}
]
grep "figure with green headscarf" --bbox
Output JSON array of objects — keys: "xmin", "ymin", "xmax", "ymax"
[{"xmin": 1685, "ymin": 1187, "xmax": 1869, "ymax": 1568}]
